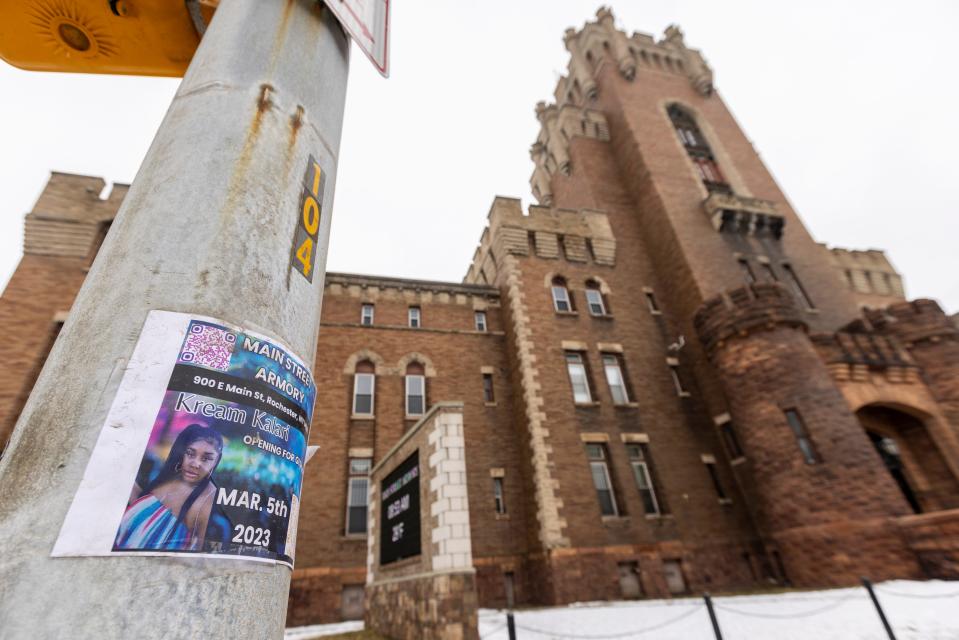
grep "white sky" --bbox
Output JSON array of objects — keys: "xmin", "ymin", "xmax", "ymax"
[{"xmin": 1, "ymin": 1, "xmax": 957, "ymax": 313}]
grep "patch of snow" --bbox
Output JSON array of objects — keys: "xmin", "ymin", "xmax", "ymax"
[
  {"xmin": 284, "ymin": 620, "xmax": 364, "ymax": 639},
  {"xmin": 476, "ymin": 580, "xmax": 959, "ymax": 640}
]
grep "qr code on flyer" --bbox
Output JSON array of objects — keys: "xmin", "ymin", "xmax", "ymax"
[{"xmin": 179, "ymin": 322, "xmax": 237, "ymax": 371}]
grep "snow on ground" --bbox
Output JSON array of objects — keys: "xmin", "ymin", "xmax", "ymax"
[
  {"xmin": 284, "ymin": 620, "xmax": 363, "ymax": 639},
  {"xmin": 285, "ymin": 579, "xmax": 959, "ymax": 640}
]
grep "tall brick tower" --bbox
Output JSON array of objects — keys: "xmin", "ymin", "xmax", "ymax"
[{"xmin": 466, "ymin": 7, "xmax": 946, "ymax": 595}]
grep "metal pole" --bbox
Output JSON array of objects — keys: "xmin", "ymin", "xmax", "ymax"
[
  {"xmin": 703, "ymin": 593, "xmax": 724, "ymax": 640},
  {"xmin": 0, "ymin": 1, "xmax": 349, "ymax": 638},
  {"xmin": 862, "ymin": 577, "xmax": 898, "ymax": 640},
  {"xmin": 506, "ymin": 611, "xmax": 517, "ymax": 640}
]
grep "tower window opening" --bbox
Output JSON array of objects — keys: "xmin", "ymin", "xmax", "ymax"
[{"xmin": 668, "ymin": 104, "xmax": 731, "ymax": 193}]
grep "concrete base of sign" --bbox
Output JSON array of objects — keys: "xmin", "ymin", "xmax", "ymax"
[
  {"xmin": 366, "ymin": 571, "xmax": 479, "ymax": 640},
  {"xmin": 365, "ymin": 403, "xmax": 479, "ymax": 640}
]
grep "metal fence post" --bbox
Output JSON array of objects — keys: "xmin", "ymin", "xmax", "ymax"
[
  {"xmin": 862, "ymin": 577, "xmax": 898, "ymax": 640},
  {"xmin": 507, "ymin": 611, "xmax": 517, "ymax": 640},
  {"xmin": 703, "ymin": 593, "xmax": 724, "ymax": 640}
]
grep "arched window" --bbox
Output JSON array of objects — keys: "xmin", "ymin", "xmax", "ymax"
[
  {"xmin": 667, "ymin": 104, "xmax": 730, "ymax": 194},
  {"xmin": 405, "ymin": 362, "xmax": 426, "ymax": 417},
  {"xmin": 584, "ymin": 280, "xmax": 608, "ymax": 316},
  {"xmin": 352, "ymin": 360, "xmax": 375, "ymax": 416},
  {"xmin": 551, "ymin": 276, "xmax": 573, "ymax": 312}
]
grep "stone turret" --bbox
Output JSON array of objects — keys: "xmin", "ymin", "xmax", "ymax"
[{"xmin": 694, "ymin": 284, "xmax": 921, "ymax": 585}]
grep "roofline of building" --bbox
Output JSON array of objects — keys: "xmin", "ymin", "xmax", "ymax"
[{"xmin": 325, "ymin": 271, "xmax": 499, "ymax": 297}]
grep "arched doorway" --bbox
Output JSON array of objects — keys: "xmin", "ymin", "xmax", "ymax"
[{"xmin": 856, "ymin": 405, "xmax": 959, "ymax": 514}]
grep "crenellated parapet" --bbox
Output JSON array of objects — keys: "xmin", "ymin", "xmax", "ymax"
[
  {"xmin": 23, "ymin": 172, "xmax": 127, "ymax": 260},
  {"xmin": 860, "ymin": 299, "xmax": 959, "ymax": 348},
  {"xmin": 463, "ymin": 197, "xmax": 616, "ymax": 286},
  {"xmin": 552, "ymin": 7, "xmax": 713, "ymax": 108},
  {"xmin": 529, "ymin": 9, "xmax": 715, "ymax": 205},
  {"xmin": 694, "ymin": 283, "xmax": 806, "ymax": 359},
  {"xmin": 529, "ymin": 103, "xmax": 610, "ymax": 205}
]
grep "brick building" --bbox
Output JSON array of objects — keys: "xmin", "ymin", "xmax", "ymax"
[{"xmin": 1, "ymin": 8, "xmax": 958, "ymax": 626}]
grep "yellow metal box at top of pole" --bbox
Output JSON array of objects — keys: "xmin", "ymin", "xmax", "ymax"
[{"xmin": 0, "ymin": 0, "xmax": 219, "ymax": 77}]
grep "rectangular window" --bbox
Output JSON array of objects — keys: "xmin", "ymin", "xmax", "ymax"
[
  {"xmin": 721, "ymin": 423, "xmax": 745, "ymax": 459},
  {"xmin": 475, "ymin": 311, "xmax": 488, "ymax": 332},
  {"xmin": 493, "ymin": 477, "xmax": 506, "ymax": 514},
  {"xmin": 645, "ymin": 291, "xmax": 660, "ymax": 313},
  {"xmin": 783, "ymin": 264, "xmax": 816, "ymax": 310},
  {"xmin": 784, "ymin": 409, "xmax": 819, "ymax": 464},
  {"xmin": 669, "ymin": 365, "xmax": 687, "ymax": 396},
  {"xmin": 482, "ymin": 373, "xmax": 495, "ymax": 403},
  {"xmin": 552, "ymin": 285, "xmax": 572, "ymax": 312},
  {"xmin": 627, "ymin": 444, "xmax": 662, "ymax": 516},
  {"xmin": 738, "ymin": 258, "xmax": 756, "ymax": 284},
  {"xmin": 586, "ymin": 444, "xmax": 618, "ymax": 517},
  {"xmin": 761, "ymin": 263, "xmax": 778, "ymax": 282},
  {"xmin": 353, "ymin": 373, "xmax": 375, "ymax": 415},
  {"xmin": 406, "ymin": 375, "xmax": 425, "ymax": 416},
  {"xmin": 346, "ymin": 458, "xmax": 371, "ymax": 535},
  {"xmin": 565, "ymin": 352, "xmax": 592, "ymax": 404},
  {"xmin": 408, "ymin": 307, "xmax": 421, "ymax": 328},
  {"xmin": 360, "ymin": 304, "xmax": 374, "ymax": 326},
  {"xmin": 602, "ymin": 354, "xmax": 630, "ymax": 405},
  {"xmin": 705, "ymin": 461, "xmax": 728, "ymax": 500},
  {"xmin": 585, "ymin": 289, "xmax": 606, "ymax": 316}
]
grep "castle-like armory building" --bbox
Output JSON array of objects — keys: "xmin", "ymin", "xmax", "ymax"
[{"xmin": 1, "ymin": 8, "xmax": 957, "ymax": 625}]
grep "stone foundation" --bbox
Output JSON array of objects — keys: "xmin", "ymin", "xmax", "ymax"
[
  {"xmin": 772, "ymin": 518, "xmax": 921, "ymax": 587},
  {"xmin": 366, "ymin": 571, "xmax": 479, "ymax": 640},
  {"xmin": 899, "ymin": 509, "xmax": 959, "ymax": 579}
]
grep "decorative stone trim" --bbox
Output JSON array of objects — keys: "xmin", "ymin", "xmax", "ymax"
[
  {"xmin": 500, "ymin": 254, "xmax": 569, "ymax": 549},
  {"xmin": 342, "ymin": 349, "xmax": 387, "ymax": 375},
  {"xmin": 596, "ymin": 342, "xmax": 623, "ymax": 353},
  {"xmin": 702, "ymin": 191, "xmax": 784, "ymax": 239},
  {"xmin": 712, "ymin": 412, "xmax": 731, "ymax": 426},
  {"xmin": 579, "ymin": 433, "xmax": 610, "ymax": 443}
]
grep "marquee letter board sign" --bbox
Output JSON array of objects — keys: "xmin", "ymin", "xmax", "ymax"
[{"xmin": 379, "ymin": 450, "xmax": 421, "ymax": 565}]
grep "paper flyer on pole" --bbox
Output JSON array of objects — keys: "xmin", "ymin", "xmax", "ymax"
[{"xmin": 52, "ymin": 310, "xmax": 316, "ymax": 568}]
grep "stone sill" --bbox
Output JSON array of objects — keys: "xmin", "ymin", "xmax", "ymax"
[
  {"xmin": 614, "ymin": 402, "xmax": 640, "ymax": 409},
  {"xmin": 677, "ymin": 391, "xmax": 691, "ymax": 398},
  {"xmin": 574, "ymin": 402, "xmax": 601, "ymax": 408},
  {"xmin": 554, "ymin": 310, "xmax": 579, "ymax": 317},
  {"xmin": 719, "ymin": 498, "xmax": 734, "ymax": 506},
  {"xmin": 730, "ymin": 456, "xmax": 747, "ymax": 467},
  {"xmin": 351, "ymin": 414, "xmax": 375, "ymax": 421},
  {"xmin": 495, "ymin": 513, "xmax": 510, "ymax": 521},
  {"xmin": 649, "ymin": 310, "xmax": 662, "ymax": 316},
  {"xmin": 589, "ymin": 314, "xmax": 614, "ymax": 321},
  {"xmin": 484, "ymin": 402, "xmax": 497, "ymax": 408},
  {"xmin": 601, "ymin": 516, "xmax": 630, "ymax": 525},
  {"xmin": 645, "ymin": 513, "xmax": 673, "ymax": 521}
]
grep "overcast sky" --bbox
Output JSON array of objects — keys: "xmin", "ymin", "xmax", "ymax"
[{"xmin": 1, "ymin": 1, "xmax": 957, "ymax": 313}]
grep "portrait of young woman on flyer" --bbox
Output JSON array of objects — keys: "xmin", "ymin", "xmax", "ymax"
[{"xmin": 114, "ymin": 424, "xmax": 223, "ymax": 552}]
